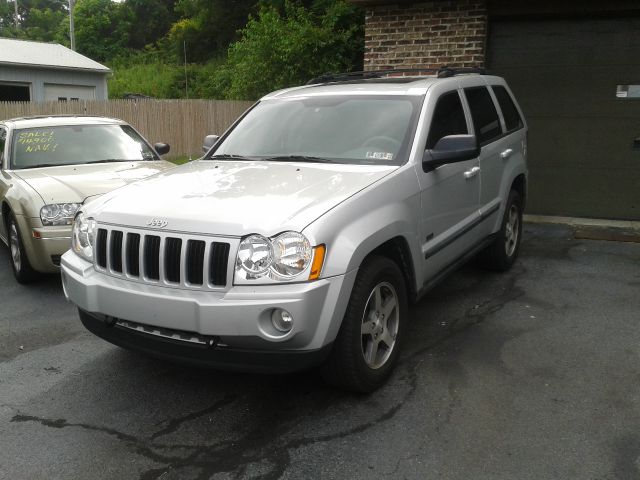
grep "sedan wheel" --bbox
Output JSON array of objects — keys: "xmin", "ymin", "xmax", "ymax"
[
  {"xmin": 9, "ymin": 220, "xmax": 21, "ymax": 272},
  {"xmin": 6, "ymin": 214, "xmax": 36, "ymax": 283}
]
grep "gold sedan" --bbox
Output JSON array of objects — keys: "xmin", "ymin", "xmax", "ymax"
[{"xmin": 0, "ymin": 116, "xmax": 176, "ymax": 283}]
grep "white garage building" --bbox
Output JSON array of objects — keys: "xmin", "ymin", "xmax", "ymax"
[{"xmin": 0, "ymin": 38, "xmax": 110, "ymax": 102}]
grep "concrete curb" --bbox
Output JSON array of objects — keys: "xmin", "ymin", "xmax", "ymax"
[
  {"xmin": 524, "ymin": 214, "xmax": 640, "ymax": 231},
  {"xmin": 524, "ymin": 215, "xmax": 640, "ymax": 243}
]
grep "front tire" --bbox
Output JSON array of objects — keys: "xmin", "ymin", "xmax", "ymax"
[
  {"xmin": 478, "ymin": 189, "xmax": 523, "ymax": 271},
  {"xmin": 321, "ymin": 256, "xmax": 407, "ymax": 393},
  {"xmin": 7, "ymin": 214, "xmax": 36, "ymax": 284}
]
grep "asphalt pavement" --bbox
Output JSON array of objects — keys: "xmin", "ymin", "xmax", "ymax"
[{"xmin": 1, "ymin": 223, "xmax": 639, "ymax": 480}]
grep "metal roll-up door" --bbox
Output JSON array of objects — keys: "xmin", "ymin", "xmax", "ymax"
[{"xmin": 488, "ymin": 17, "xmax": 640, "ymax": 220}]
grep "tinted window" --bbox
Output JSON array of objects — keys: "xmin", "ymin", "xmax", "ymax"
[
  {"xmin": 426, "ymin": 91, "xmax": 468, "ymax": 149},
  {"xmin": 464, "ymin": 87, "xmax": 502, "ymax": 145},
  {"xmin": 492, "ymin": 86, "xmax": 523, "ymax": 132}
]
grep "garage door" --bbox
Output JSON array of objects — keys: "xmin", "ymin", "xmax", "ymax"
[
  {"xmin": 488, "ymin": 17, "xmax": 640, "ymax": 220},
  {"xmin": 44, "ymin": 84, "xmax": 96, "ymax": 102}
]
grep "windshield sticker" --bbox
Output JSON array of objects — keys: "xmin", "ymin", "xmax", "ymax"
[
  {"xmin": 366, "ymin": 151, "xmax": 394, "ymax": 161},
  {"xmin": 17, "ymin": 130, "xmax": 59, "ymax": 153}
]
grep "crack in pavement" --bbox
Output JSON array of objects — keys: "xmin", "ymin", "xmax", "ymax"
[
  {"xmin": 150, "ymin": 394, "xmax": 239, "ymax": 441},
  {"xmin": 9, "ymin": 265, "xmax": 526, "ymax": 479}
]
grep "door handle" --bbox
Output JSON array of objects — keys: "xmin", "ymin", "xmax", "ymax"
[
  {"xmin": 464, "ymin": 166, "xmax": 480, "ymax": 179},
  {"xmin": 501, "ymin": 148, "xmax": 514, "ymax": 159}
]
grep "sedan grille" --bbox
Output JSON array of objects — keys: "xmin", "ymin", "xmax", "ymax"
[{"xmin": 94, "ymin": 226, "xmax": 234, "ymax": 290}]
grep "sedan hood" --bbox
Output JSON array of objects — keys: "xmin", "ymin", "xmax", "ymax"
[
  {"xmin": 90, "ymin": 160, "xmax": 396, "ymax": 236},
  {"xmin": 14, "ymin": 161, "xmax": 175, "ymax": 204}
]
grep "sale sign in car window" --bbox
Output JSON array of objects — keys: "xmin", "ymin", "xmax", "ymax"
[{"xmin": 16, "ymin": 130, "xmax": 59, "ymax": 154}]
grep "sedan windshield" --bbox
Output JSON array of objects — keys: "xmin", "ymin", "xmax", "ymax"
[
  {"xmin": 11, "ymin": 124, "xmax": 158, "ymax": 170},
  {"xmin": 210, "ymin": 95, "xmax": 423, "ymax": 165}
]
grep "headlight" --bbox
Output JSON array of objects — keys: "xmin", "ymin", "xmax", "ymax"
[
  {"xmin": 234, "ymin": 232, "xmax": 317, "ymax": 283},
  {"xmin": 71, "ymin": 212, "xmax": 96, "ymax": 262},
  {"xmin": 236, "ymin": 234, "xmax": 273, "ymax": 275},
  {"xmin": 271, "ymin": 232, "xmax": 312, "ymax": 277},
  {"xmin": 40, "ymin": 203, "xmax": 81, "ymax": 226}
]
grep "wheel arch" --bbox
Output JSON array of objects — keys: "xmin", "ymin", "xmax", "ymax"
[
  {"xmin": 510, "ymin": 173, "xmax": 527, "ymax": 209},
  {"xmin": 365, "ymin": 236, "xmax": 418, "ymax": 303}
]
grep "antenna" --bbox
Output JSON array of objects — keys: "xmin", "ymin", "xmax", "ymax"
[{"xmin": 183, "ymin": 41, "xmax": 188, "ymax": 100}]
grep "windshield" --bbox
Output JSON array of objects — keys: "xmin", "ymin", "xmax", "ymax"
[
  {"xmin": 210, "ymin": 95, "xmax": 423, "ymax": 165},
  {"xmin": 10, "ymin": 124, "xmax": 158, "ymax": 170}
]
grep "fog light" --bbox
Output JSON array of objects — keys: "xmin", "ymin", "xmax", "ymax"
[{"xmin": 272, "ymin": 309, "xmax": 293, "ymax": 333}]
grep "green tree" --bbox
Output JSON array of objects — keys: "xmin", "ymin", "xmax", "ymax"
[
  {"xmin": 123, "ymin": 0, "xmax": 178, "ymax": 50},
  {"xmin": 0, "ymin": 0, "xmax": 67, "ymax": 40},
  {"xmin": 74, "ymin": 0, "xmax": 132, "ymax": 61},
  {"xmin": 168, "ymin": 0, "xmax": 256, "ymax": 62},
  {"xmin": 220, "ymin": 1, "xmax": 363, "ymax": 100}
]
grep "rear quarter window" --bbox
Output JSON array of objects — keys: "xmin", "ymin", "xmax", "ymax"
[
  {"xmin": 464, "ymin": 87, "xmax": 503, "ymax": 145},
  {"xmin": 492, "ymin": 86, "xmax": 524, "ymax": 132}
]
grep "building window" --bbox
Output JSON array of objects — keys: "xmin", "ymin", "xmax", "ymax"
[{"xmin": 0, "ymin": 83, "xmax": 30, "ymax": 102}]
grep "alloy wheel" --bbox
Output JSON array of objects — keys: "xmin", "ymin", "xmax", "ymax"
[
  {"xmin": 9, "ymin": 221, "xmax": 21, "ymax": 272},
  {"xmin": 505, "ymin": 204, "xmax": 519, "ymax": 257},
  {"xmin": 360, "ymin": 281, "xmax": 399, "ymax": 369}
]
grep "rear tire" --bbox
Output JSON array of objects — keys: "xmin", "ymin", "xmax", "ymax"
[
  {"xmin": 7, "ymin": 213, "xmax": 37, "ymax": 284},
  {"xmin": 321, "ymin": 255, "xmax": 407, "ymax": 393},
  {"xmin": 478, "ymin": 189, "xmax": 523, "ymax": 271}
]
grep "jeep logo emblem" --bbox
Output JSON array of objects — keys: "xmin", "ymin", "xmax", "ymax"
[{"xmin": 147, "ymin": 219, "xmax": 168, "ymax": 228}]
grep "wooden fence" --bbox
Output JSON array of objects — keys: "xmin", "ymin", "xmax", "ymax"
[{"xmin": 0, "ymin": 100, "xmax": 254, "ymax": 159}]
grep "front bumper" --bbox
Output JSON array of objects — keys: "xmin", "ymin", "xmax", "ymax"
[
  {"xmin": 61, "ymin": 251, "xmax": 357, "ymax": 370},
  {"xmin": 18, "ymin": 216, "xmax": 71, "ymax": 272},
  {"xmin": 79, "ymin": 309, "xmax": 333, "ymax": 373}
]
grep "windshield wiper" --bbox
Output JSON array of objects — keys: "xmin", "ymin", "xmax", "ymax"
[
  {"xmin": 18, "ymin": 163, "xmax": 66, "ymax": 169},
  {"xmin": 84, "ymin": 159, "xmax": 138, "ymax": 164},
  {"xmin": 209, "ymin": 154, "xmax": 255, "ymax": 161},
  {"xmin": 262, "ymin": 155, "xmax": 335, "ymax": 163}
]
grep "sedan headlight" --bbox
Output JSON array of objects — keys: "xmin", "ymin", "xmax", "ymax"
[
  {"xmin": 235, "ymin": 232, "xmax": 318, "ymax": 283},
  {"xmin": 40, "ymin": 203, "xmax": 81, "ymax": 226},
  {"xmin": 71, "ymin": 212, "xmax": 97, "ymax": 262}
]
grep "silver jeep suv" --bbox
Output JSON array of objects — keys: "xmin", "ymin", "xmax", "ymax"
[{"xmin": 61, "ymin": 68, "xmax": 527, "ymax": 392}]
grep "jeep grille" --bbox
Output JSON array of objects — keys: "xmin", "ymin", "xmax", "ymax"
[{"xmin": 94, "ymin": 226, "xmax": 233, "ymax": 290}]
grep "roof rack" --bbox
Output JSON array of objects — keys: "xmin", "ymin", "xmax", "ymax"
[{"xmin": 306, "ymin": 66, "xmax": 486, "ymax": 85}]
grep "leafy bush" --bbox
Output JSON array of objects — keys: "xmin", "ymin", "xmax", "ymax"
[{"xmin": 219, "ymin": 1, "xmax": 363, "ymax": 100}]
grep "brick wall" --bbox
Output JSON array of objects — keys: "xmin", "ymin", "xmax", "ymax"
[{"xmin": 363, "ymin": 1, "xmax": 488, "ymax": 71}]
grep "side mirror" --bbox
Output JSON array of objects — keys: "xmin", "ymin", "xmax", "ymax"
[
  {"xmin": 203, "ymin": 134, "xmax": 220, "ymax": 153},
  {"xmin": 154, "ymin": 143, "xmax": 170, "ymax": 156},
  {"xmin": 423, "ymin": 135, "xmax": 479, "ymax": 172}
]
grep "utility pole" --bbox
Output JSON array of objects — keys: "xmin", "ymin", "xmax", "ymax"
[
  {"xmin": 14, "ymin": 0, "xmax": 19, "ymax": 29},
  {"xmin": 69, "ymin": 0, "xmax": 75, "ymax": 51}
]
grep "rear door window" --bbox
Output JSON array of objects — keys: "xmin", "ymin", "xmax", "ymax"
[
  {"xmin": 464, "ymin": 87, "xmax": 503, "ymax": 145},
  {"xmin": 426, "ymin": 91, "xmax": 468, "ymax": 149},
  {"xmin": 492, "ymin": 86, "xmax": 524, "ymax": 132}
]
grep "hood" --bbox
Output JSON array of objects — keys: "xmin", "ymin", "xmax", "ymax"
[
  {"xmin": 14, "ymin": 161, "xmax": 175, "ymax": 204},
  {"xmin": 90, "ymin": 160, "xmax": 396, "ymax": 236}
]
